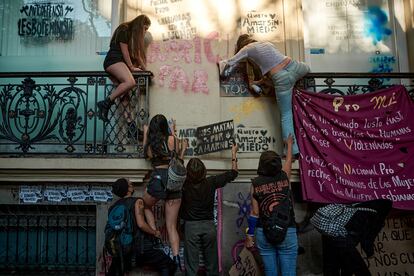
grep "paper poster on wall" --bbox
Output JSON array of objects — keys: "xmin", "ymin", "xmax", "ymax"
[
  {"xmin": 293, "ymin": 86, "xmax": 414, "ymax": 210},
  {"xmin": 302, "ymin": 0, "xmax": 400, "ymax": 73}
]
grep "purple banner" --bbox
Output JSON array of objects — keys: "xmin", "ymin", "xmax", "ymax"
[{"xmin": 293, "ymin": 85, "xmax": 414, "ymax": 210}]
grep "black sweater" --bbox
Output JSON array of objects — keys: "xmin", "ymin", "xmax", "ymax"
[{"xmin": 180, "ymin": 170, "xmax": 238, "ymax": 221}]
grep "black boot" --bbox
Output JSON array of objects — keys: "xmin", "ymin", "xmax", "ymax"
[
  {"xmin": 97, "ymin": 97, "xmax": 113, "ymax": 122},
  {"xmin": 173, "ymin": 255, "xmax": 182, "ymax": 272}
]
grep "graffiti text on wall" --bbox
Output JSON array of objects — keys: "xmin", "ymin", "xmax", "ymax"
[
  {"xmin": 236, "ymin": 126, "xmax": 275, "ymax": 153},
  {"xmin": 149, "ymin": 31, "xmax": 220, "ymax": 94},
  {"xmin": 369, "ymin": 54, "xmax": 396, "ymax": 73},
  {"xmin": 18, "ymin": 3, "xmax": 74, "ymax": 40},
  {"xmin": 242, "ymin": 11, "xmax": 281, "ymax": 34}
]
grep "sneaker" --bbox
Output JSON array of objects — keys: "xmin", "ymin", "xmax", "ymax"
[{"xmin": 97, "ymin": 98, "xmax": 112, "ymax": 123}]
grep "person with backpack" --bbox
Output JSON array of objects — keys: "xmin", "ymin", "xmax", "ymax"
[
  {"xmin": 105, "ymin": 178, "xmax": 176, "ymax": 276},
  {"xmin": 245, "ymin": 134, "xmax": 297, "ymax": 276},
  {"xmin": 180, "ymin": 144, "xmax": 239, "ymax": 276},
  {"xmin": 142, "ymin": 114, "xmax": 188, "ymax": 270}
]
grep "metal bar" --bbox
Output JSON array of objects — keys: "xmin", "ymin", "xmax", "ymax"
[
  {"xmin": 85, "ymin": 216, "xmax": 89, "ymax": 264},
  {"xmin": 46, "ymin": 216, "xmax": 49, "ymax": 263},
  {"xmin": 36, "ymin": 216, "xmax": 40, "ymax": 264},
  {"xmin": 6, "ymin": 216, "xmax": 10, "ymax": 263},
  {"xmin": 15, "ymin": 216, "xmax": 19, "ymax": 264},
  {"xmin": 0, "ymin": 71, "xmax": 153, "ymax": 78},
  {"xmin": 66, "ymin": 216, "xmax": 69, "ymax": 264},
  {"xmin": 55, "ymin": 215, "xmax": 59, "ymax": 263},
  {"xmin": 25, "ymin": 216, "xmax": 29, "ymax": 264},
  {"xmin": 305, "ymin": 72, "xmax": 414, "ymax": 78},
  {"xmin": 76, "ymin": 216, "xmax": 79, "ymax": 263}
]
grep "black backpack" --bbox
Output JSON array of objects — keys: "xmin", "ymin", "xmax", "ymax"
[
  {"xmin": 104, "ymin": 197, "xmax": 143, "ymax": 274},
  {"xmin": 261, "ymin": 191, "xmax": 292, "ymax": 245}
]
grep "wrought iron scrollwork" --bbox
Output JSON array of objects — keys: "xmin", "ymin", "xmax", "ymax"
[{"xmin": 0, "ymin": 72, "xmax": 151, "ymax": 156}]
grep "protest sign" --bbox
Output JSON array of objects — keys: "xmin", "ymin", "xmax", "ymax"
[
  {"xmin": 293, "ymin": 86, "xmax": 414, "ymax": 209},
  {"xmin": 195, "ymin": 120, "xmax": 234, "ymax": 155}
]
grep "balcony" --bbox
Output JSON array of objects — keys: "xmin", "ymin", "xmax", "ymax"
[
  {"xmin": 0, "ymin": 71, "xmax": 151, "ymax": 158},
  {"xmin": 0, "ymin": 72, "xmax": 413, "ymax": 158},
  {"xmin": 300, "ymin": 72, "xmax": 414, "ymax": 99}
]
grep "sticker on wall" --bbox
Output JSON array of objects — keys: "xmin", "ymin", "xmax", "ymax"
[
  {"xmin": 67, "ymin": 186, "xmax": 90, "ymax": 202},
  {"xmin": 44, "ymin": 185, "xmax": 67, "ymax": 202},
  {"xmin": 90, "ymin": 185, "xmax": 113, "ymax": 202},
  {"xmin": 19, "ymin": 185, "xmax": 43, "ymax": 203}
]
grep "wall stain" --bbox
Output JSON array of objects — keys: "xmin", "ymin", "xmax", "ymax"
[
  {"xmin": 364, "ymin": 6, "xmax": 392, "ymax": 45},
  {"xmin": 230, "ymin": 99, "xmax": 265, "ymax": 123}
]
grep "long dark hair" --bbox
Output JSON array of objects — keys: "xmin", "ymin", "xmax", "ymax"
[
  {"xmin": 113, "ymin": 14, "xmax": 151, "ymax": 69},
  {"xmin": 146, "ymin": 114, "xmax": 170, "ymax": 157},
  {"xmin": 234, "ymin": 34, "xmax": 257, "ymax": 54}
]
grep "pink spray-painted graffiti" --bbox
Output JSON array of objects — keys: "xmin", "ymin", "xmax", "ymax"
[{"xmin": 148, "ymin": 31, "xmax": 221, "ymax": 94}]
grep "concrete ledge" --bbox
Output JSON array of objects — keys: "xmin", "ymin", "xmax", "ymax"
[{"xmin": 0, "ymin": 157, "xmax": 300, "ymax": 183}]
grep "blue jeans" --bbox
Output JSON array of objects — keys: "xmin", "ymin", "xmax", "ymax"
[
  {"xmin": 256, "ymin": 227, "xmax": 298, "ymax": 276},
  {"xmin": 271, "ymin": 60, "xmax": 310, "ymax": 155}
]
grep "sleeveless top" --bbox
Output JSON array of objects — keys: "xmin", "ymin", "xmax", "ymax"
[
  {"xmin": 147, "ymin": 136, "xmax": 174, "ymax": 167},
  {"xmin": 252, "ymin": 172, "xmax": 295, "ymax": 227}
]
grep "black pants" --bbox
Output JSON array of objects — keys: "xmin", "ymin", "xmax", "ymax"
[
  {"xmin": 322, "ymin": 235, "xmax": 371, "ymax": 276},
  {"xmin": 107, "ymin": 242, "xmax": 176, "ymax": 276},
  {"xmin": 184, "ymin": 220, "xmax": 218, "ymax": 276}
]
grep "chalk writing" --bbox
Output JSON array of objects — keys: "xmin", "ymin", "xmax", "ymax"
[
  {"xmin": 18, "ymin": 3, "xmax": 74, "ymax": 40},
  {"xmin": 293, "ymin": 86, "xmax": 414, "ymax": 210},
  {"xmin": 195, "ymin": 120, "xmax": 234, "ymax": 155}
]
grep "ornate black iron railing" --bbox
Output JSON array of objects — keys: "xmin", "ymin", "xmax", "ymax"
[
  {"xmin": 0, "ymin": 204, "xmax": 96, "ymax": 275},
  {"xmin": 300, "ymin": 72, "xmax": 414, "ymax": 100},
  {"xmin": 1, "ymin": 72, "xmax": 413, "ymax": 157},
  {"xmin": 0, "ymin": 71, "xmax": 151, "ymax": 157}
]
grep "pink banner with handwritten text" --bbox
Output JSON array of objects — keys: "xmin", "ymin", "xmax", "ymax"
[{"xmin": 293, "ymin": 85, "xmax": 414, "ymax": 210}]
